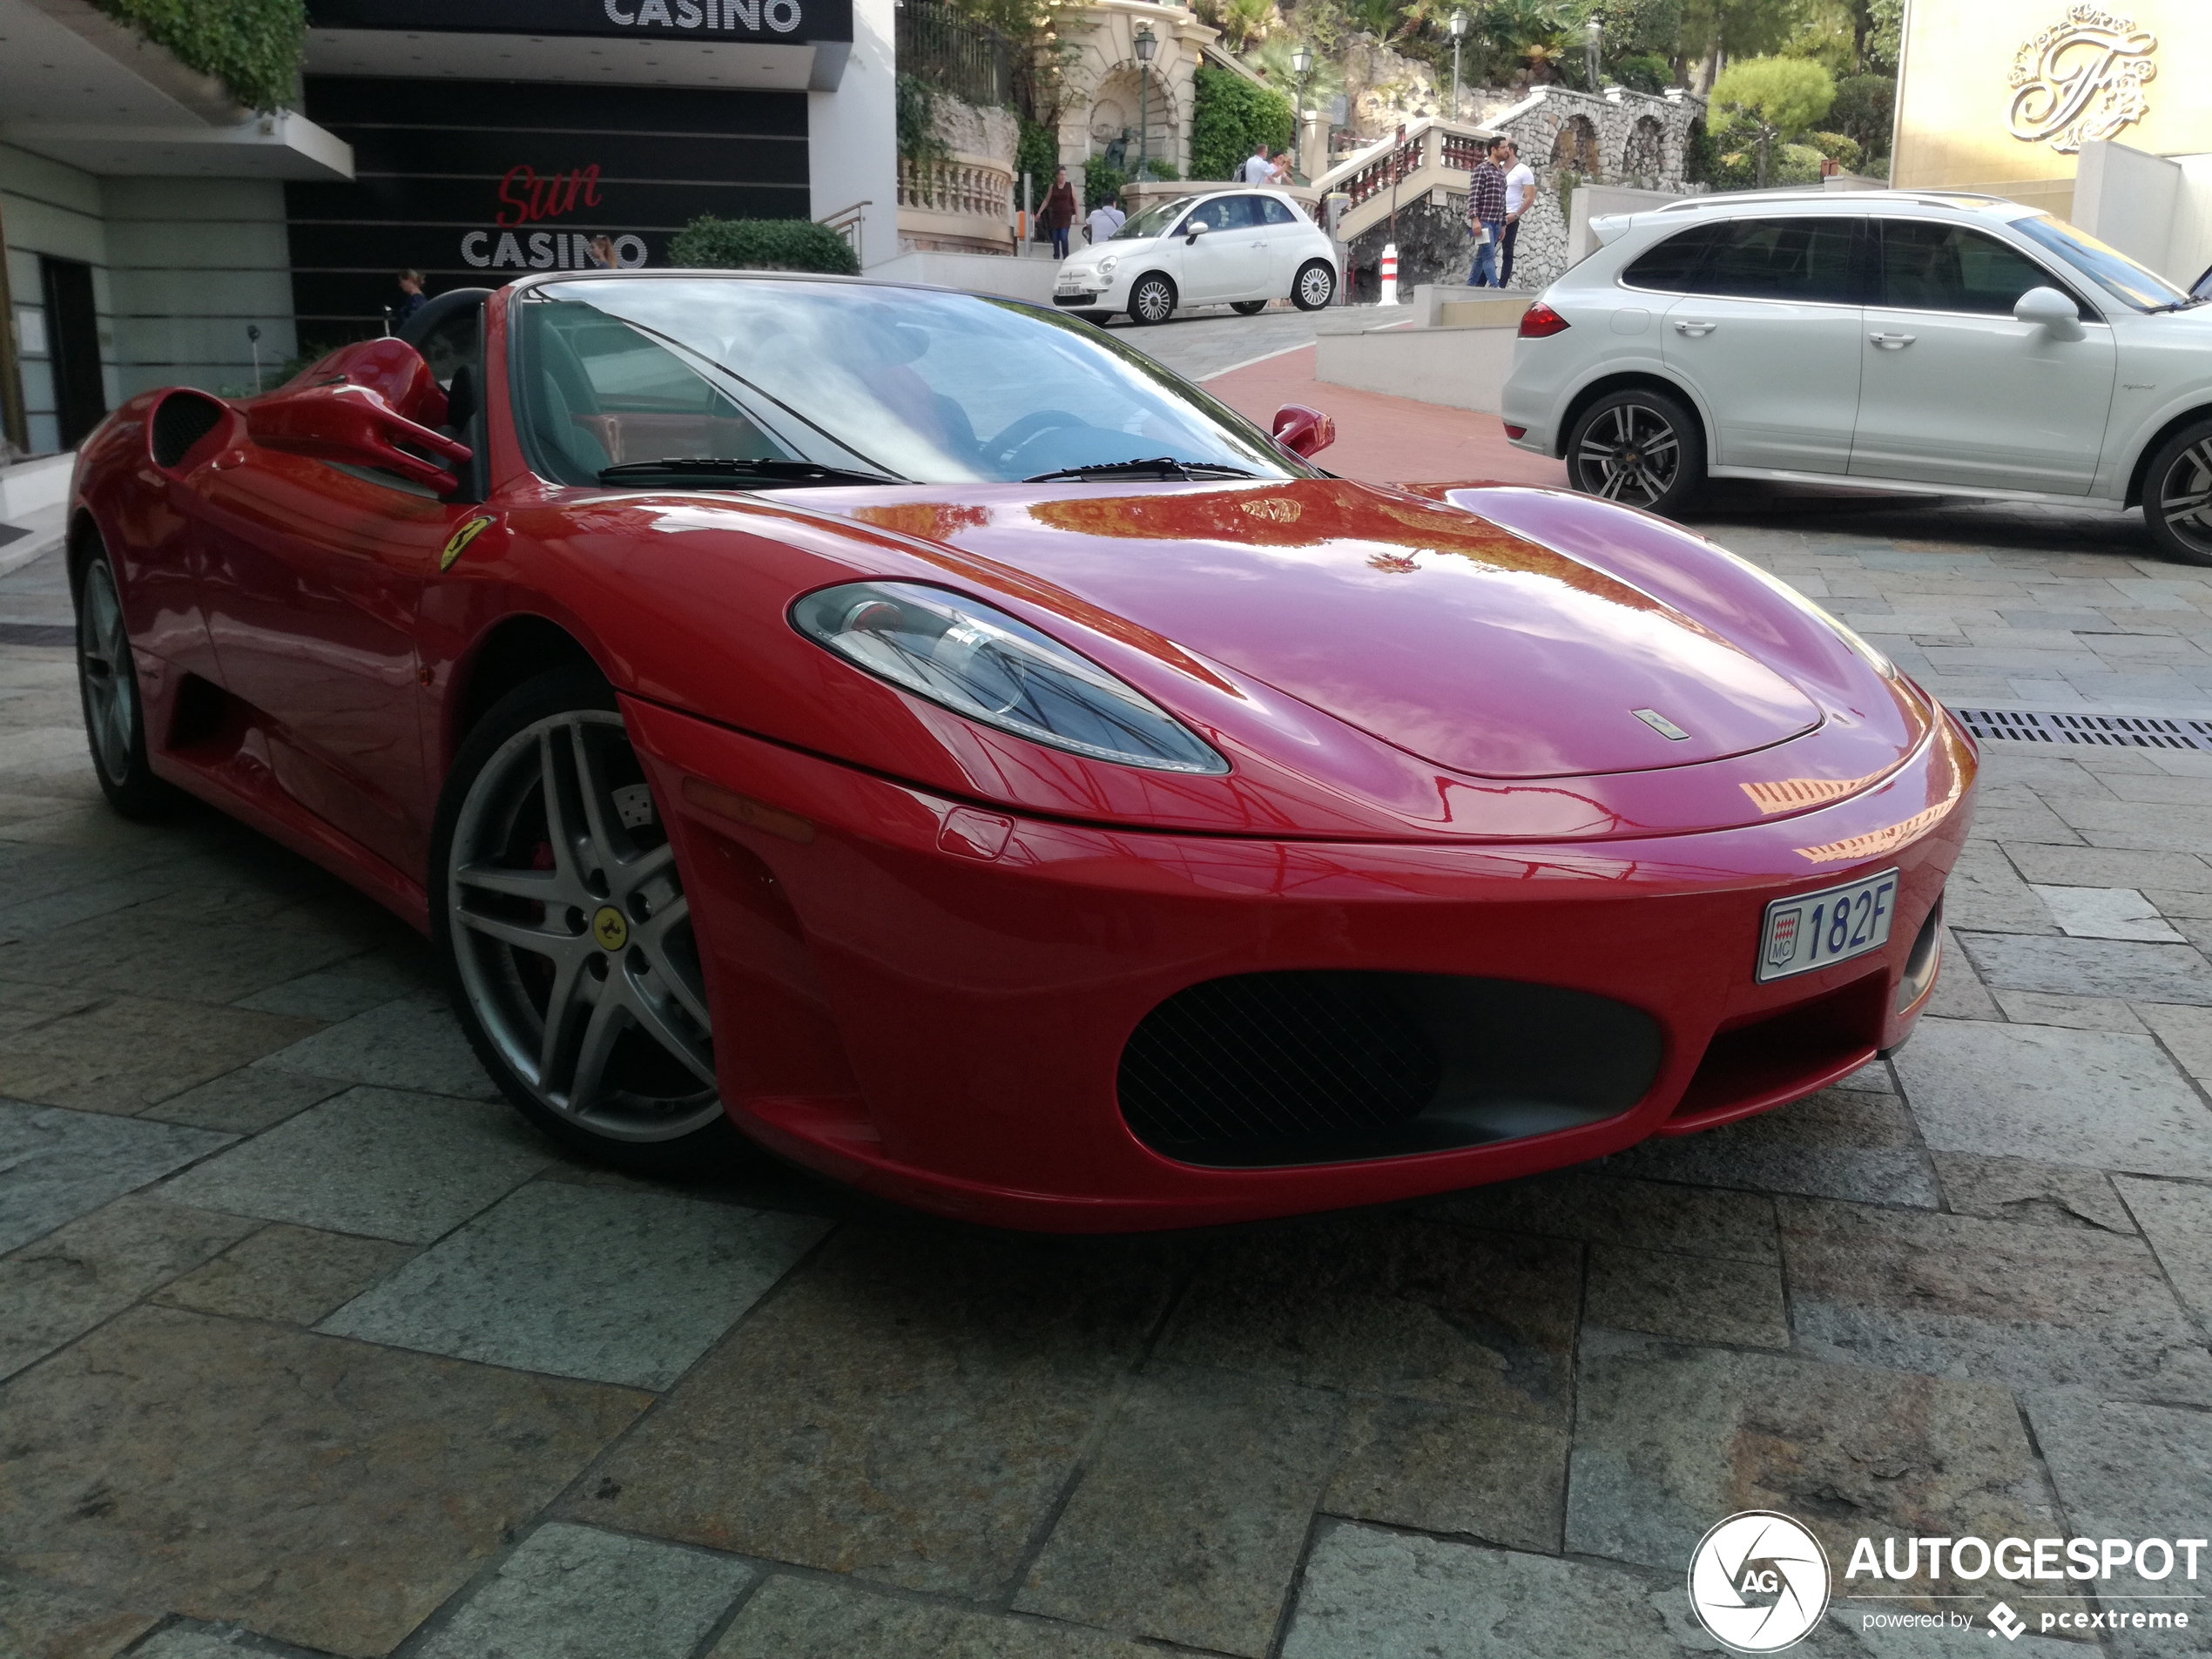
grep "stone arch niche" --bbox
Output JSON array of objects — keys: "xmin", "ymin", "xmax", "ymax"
[
  {"xmin": 1622, "ymin": 116, "xmax": 1664, "ymax": 186},
  {"xmin": 1551, "ymin": 114, "xmax": 1600, "ymax": 177},
  {"xmin": 1082, "ymin": 61, "xmax": 1179, "ymax": 176}
]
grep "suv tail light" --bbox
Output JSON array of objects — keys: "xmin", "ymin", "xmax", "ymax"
[{"xmin": 1517, "ymin": 302, "xmax": 1570, "ymax": 339}]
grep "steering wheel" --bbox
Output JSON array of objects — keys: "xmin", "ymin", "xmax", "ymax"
[{"xmin": 984, "ymin": 409, "xmax": 1089, "ymax": 469}]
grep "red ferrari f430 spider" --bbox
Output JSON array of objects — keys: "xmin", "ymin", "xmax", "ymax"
[{"xmin": 64, "ymin": 271, "xmax": 1973, "ymax": 1230}]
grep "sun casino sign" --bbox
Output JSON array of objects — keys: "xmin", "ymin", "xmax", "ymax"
[
  {"xmin": 2007, "ymin": 5, "xmax": 2158, "ymax": 153},
  {"xmin": 291, "ymin": 1, "xmax": 849, "ymax": 329}
]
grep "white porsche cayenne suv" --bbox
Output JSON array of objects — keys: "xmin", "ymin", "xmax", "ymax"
[
  {"xmin": 1500, "ymin": 190, "xmax": 2212, "ymax": 564},
  {"xmin": 1052, "ymin": 187, "xmax": 1339, "ymax": 326}
]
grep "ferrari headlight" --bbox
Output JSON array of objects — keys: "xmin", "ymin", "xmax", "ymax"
[
  {"xmin": 791, "ymin": 582, "xmax": 1229, "ymax": 774},
  {"xmin": 1096, "ymin": 256, "xmax": 1118, "ymax": 278}
]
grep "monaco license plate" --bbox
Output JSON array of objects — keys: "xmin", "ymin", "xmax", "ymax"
[{"xmin": 1757, "ymin": 869, "xmax": 1898, "ymax": 983}]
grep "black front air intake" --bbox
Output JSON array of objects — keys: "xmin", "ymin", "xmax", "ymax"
[{"xmin": 1117, "ymin": 970, "xmax": 1662, "ymax": 1168}]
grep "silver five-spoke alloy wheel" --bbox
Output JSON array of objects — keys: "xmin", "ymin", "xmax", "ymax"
[
  {"xmin": 1573, "ymin": 401, "xmax": 1682, "ymax": 507},
  {"xmin": 78, "ymin": 560, "xmax": 137, "ymax": 787},
  {"xmin": 447, "ymin": 710, "xmax": 718, "ymax": 1141},
  {"xmin": 2155, "ymin": 437, "xmax": 2212, "ymax": 562}
]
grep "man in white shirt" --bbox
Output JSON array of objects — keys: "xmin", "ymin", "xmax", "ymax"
[
  {"xmin": 1498, "ymin": 139, "xmax": 1535, "ymax": 288},
  {"xmin": 1240, "ymin": 145, "xmax": 1273, "ymax": 185},
  {"xmin": 1084, "ymin": 193, "xmax": 1125, "ymax": 245}
]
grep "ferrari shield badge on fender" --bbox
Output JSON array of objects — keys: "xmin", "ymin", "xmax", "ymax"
[{"xmin": 440, "ymin": 515, "xmax": 496, "ymax": 572}]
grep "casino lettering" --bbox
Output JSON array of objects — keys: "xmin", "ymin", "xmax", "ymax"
[{"xmin": 602, "ymin": 0, "xmax": 803, "ymax": 32}]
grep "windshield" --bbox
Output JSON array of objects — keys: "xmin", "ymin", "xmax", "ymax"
[
  {"xmin": 1114, "ymin": 196, "xmax": 1197, "ymax": 239},
  {"xmin": 2010, "ymin": 213, "xmax": 2192, "ymax": 312},
  {"xmin": 510, "ymin": 277, "xmax": 1305, "ymax": 488}
]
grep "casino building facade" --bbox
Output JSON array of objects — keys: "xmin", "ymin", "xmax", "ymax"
[{"xmin": 0, "ymin": 0, "xmax": 892, "ymax": 457}]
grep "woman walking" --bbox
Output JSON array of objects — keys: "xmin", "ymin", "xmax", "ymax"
[{"xmin": 1042, "ymin": 166, "xmax": 1080, "ymax": 260}]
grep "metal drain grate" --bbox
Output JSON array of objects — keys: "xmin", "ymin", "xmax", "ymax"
[{"xmin": 1957, "ymin": 709, "xmax": 2212, "ymax": 752}]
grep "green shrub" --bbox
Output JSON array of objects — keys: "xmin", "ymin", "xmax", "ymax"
[
  {"xmin": 1807, "ymin": 131, "xmax": 1863, "ymax": 172},
  {"xmin": 1016, "ymin": 118, "xmax": 1060, "ymax": 198},
  {"xmin": 1084, "ymin": 161, "xmax": 1128, "ymax": 212},
  {"xmin": 1141, "ymin": 156, "xmax": 1180, "ymax": 181},
  {"xmin": 1612, "ymin": 52, "xmax": 1669, "ymax": 93},
  {"xmin": 1831, "ymin": 72, "xmax": 1896, "ymax": 165},
  {"xmin": 1190, "ymin": 64, "xmax": 1294, "ymax": 181},
  {"xmin": 92, "ymin": 0, "xmax": 305, "ymax": 112},
  {"xmin": 896, "ymin": 74, "xmax": 948, "ymax": 164},
  {"xmin": 668, "ymin": 217, "xmax": 860, "ymax": 276}
]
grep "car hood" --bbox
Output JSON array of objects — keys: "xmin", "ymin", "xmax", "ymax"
[{"xmin": 841, "ymin": 478, "xmax": 1823, "ymax": 779}]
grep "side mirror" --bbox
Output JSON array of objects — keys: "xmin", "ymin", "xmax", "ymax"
[
  {"xmin": 1272, "ymin": 403, "xmax": 1336, "ymax": 459},
  {"xmin": 246, "ymin": 377, "xmax": 473, "ymax": 496},
  {"xmin": 1185, "ymin": 221, "xmax": 1210, "ymax": 246},
  {"xmin": 2013, "ymin": 286, "xmax": 2085, "ymax": 341}
]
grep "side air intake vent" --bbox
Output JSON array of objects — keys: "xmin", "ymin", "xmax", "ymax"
[
  {"xmin": 1118, "ymin": 970, "xmax": 1661, "ymax": 1168},
  {"xmin": 151, "ymin": 391, "xmax": 227, "ymax": 469}
]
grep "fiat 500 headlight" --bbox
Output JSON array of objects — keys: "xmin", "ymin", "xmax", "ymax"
[
  {"xmin": 791, "ymin": 582, "xmax": 1229, "ymax": 774},
  {"xmin": 1096, "ymin": 256, "xmax": 1118, "ymax": 278}
]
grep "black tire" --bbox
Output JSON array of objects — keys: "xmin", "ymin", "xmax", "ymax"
[
  {"xmin": 1292, "ymin": 260, "xmax": 1337, "ymax": 311},
  {"xmin": 1128, "ymin": 273, "xmax": 1176, "ymax": 325},
  {"xmin": 2142, "ymin": 418, "xmax": 2212, "ymax": 566},
  {"xmin": 1075, "ymin": 310, "xmax": 1114, "ymax": 326},
  {"xmin": 430, "ymin": 666, "xmax": 745, "ymax": 1177},
  {"xmin": 1563, "ymin": 387, "xmax": 1705, "ymax": 516},
  {"xmin": 75, "ymin": 549, "xmax": 183, "ymax": 821},
  {"xmin": 1230, "ymin": 300, "xmax": 1269, "ymax": 316}
]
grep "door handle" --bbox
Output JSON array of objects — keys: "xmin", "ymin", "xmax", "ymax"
[
  {"xmin": 1869, "ymin": 332, "xmax": 1917, "ymax": 348},
  {"xmin": 1673, "ymin": 320, "xmax": 1717, "ymax": 336}
]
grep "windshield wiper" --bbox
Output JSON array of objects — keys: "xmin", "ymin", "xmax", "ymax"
[
  {"xmin": 1024, "ymin": 456, "xmax": 1259, "ymax": 482},
  {"xmin": 598, "ymin": 456, "xmax": 902, "ymax": 488},
  {"xmin": 2148, "ymin": 294, "xmax": 2211, "ymax": 313}
]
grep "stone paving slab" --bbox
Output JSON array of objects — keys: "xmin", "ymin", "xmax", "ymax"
[
  {"xmin": 2111, "ymin": 1177, "xmax": 2212, "ymax": 1332},
  {"xmin": 1779, "ymin": 1197, "xmax": 2212, "ymax": 1403},
  {"xmin": 1931, "ymin": 1153, "xmax": 2135, "ymax": 1232},
  {"xmin": 251, "ymin": 995, "xmax": 497, "ymax": 1101},
  {"xmin": 711, "ymin": 1575, "xmax": 1160, "ymax": 1659},
  {"xmin": 1894, "ymin": 1019, "xmax": 2212, "ymax": 1177},
  {"xmin": 318, "ymin": 1181, "xmax": 829, "ymax": 1388},
  {"xmin": 1568, "ymin": 1330, "xmax": 2062, "ymax": 1600},
  {"xmin": 0, "ymin": 1100, "xmax": 233, "ymax": 1253},
  {"xmin": 1959, "ymin": 932, "xmax": 2212, "ymax": 1004},
  {"xmin": 158, "ymin": 1086, "xmax": 553, "ymax": 1243},
  {"xmin": 1321, "ymin": 1398, "xmax": 1568, "ymax": 1554},
  {"xmin": 0, "ymin": 995, "xmax": 323, "ymax": 1116},
  {"xmin": 0, "ymin": 1305, "xmax": 649, "ymax": 1656},
  {"xmin": 153, "ymin": 1223, "xmax": 417, "ymax": 1326},
  {"xmin": 1159, "ymin": 1215, "xmax": 1581, "ymax": 1422},
  {"xmin": 0, "ymin": 1576, "xmax": 158, "ymax": 1659},
  {"xmin": 1602, "ymin": 1082, "xmax": 1940, "ymax": 1206},
  {"xmin": 565, "ymin": 1226, "xmax": 1181, "ymax": 1598},
  {"xmin": 1015, "ymin": 1363, "xmax": 1341, "ymax": 1656},
  {"xmin": 409, "ymin": 1522, "xmax": 754, "ymax": 1659}
]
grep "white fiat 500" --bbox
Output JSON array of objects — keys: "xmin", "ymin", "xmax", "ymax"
[
  {"xmin": 1054, "ymin": 188, "xmax": 1340, "ymax": 326},
  {"xmin": 1500, "ymin": 190, "xmax": 2212, "ymax": 564}
]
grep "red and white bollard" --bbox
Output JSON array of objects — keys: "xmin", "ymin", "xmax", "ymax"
[{"xmin": 1377, "ymin": 243, "xmax": 1399, "ymax": 306}]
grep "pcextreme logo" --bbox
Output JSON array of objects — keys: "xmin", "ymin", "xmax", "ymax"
[{"xmin": 1689, "ymin": 1512, "xmax": 1831, "ymax": 1653}]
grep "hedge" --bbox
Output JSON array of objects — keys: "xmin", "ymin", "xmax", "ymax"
[
  {"xmin": 1189, "ymin": 64, "xmax": 1294, "ymax": 182},
  {"xmin": 667, "ymin": 216, "xmax": 861, "ymax": 276},
  {"xmin": 92, "ymin": 0, "xmax": 305, "ymax": 113}
]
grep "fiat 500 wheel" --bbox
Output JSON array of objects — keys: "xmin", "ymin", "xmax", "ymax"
[
  {"xmin": 1293, "ymin": 260, "xmax": 1337, "ymax": 311},
  {"xmin": 76, "ymin": 550, "xmax": 179, "ymax": 820},
  {"xmin": 2143, "ymin": 419, "xmax": 2212, "ymax": 566},
  {"xmin": 1563, "ymin": 388, "xmax": 1705, "ymax": 516},
  {"xmin": 431, "ymin": 668, "xmax": 739, "ymax": 1173},
  {"xmin": 1129, "ymin": 274, "xmax": 1176, "ymax": 325},
  {"xmin": 1231, "ymin": 300, "xmax": 1268, "ymax": 315}
]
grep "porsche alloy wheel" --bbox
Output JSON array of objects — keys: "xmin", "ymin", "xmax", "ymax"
[
  {"xmin": 435, "ymin": 671, "xmax": 734, "ymax": 1170},
  {"xmin": 2145, "ymin": 421, "xmax": 2212, "ymax": 566},
  {"xmin": 1130, "ymin": 274, "xmax": 1176, "ymax": 325},
  {"xmin": 1565, "ymin": 388, "xmax": 1703, "ymax": 518},
  {"xmin": 76, "ymin": 552, "xmax": 178, "ymax": 819},
  {"xmin": 1294, "ymin": 260, "xmax": 1337, "ymax": 311}
]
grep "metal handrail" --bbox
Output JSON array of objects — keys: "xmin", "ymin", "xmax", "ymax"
[{"xmin": 819, "ymin": 199, "xmax": 871, "ymax": 266}]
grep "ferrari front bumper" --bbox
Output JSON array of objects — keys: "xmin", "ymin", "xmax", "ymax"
[{"xmin": 627, "ymin": 695, "xmax": 1975, "ymax": 1232}]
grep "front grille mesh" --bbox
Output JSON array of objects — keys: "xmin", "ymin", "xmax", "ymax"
[{"xmin": 1117, "ymin": 971, "xmax": 1440, "ymax": 1150}]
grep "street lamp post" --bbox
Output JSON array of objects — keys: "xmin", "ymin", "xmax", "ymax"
[
  {"xmin": 1448, "ymin": 10, "xmax": 1467, "ymax": 120},
  {"xmin": 1582, "ymin": 14, "xmax": 1602, "ymax": 93},
  {"xmin": 1134, "ymin": 24, "xmax": 1156, "ymax": 178},
  {"xmin": 1291, "ymin": 41, "xmax": 1312, "ymax": 177}
]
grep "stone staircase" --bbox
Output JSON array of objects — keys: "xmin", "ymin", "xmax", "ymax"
[{"xmin": 1311, "ymin": 116, "xmax": 1500, "ymax": 246}]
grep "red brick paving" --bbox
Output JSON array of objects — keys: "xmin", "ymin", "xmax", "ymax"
[{"xmin": 1202, "ymin": 343, "xmax": 1570, "ymax": 489}]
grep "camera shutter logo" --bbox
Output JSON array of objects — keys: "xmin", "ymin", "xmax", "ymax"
[{"xmin": 1688, "ymin": 1511, "xmax": 1831, "ymax": 1653}]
